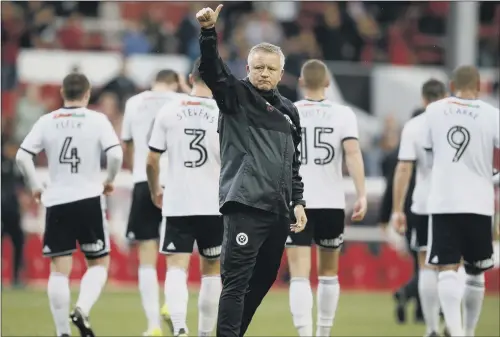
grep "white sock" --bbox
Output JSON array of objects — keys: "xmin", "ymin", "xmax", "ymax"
[
  {"xmin": 289, "ymin": 277, "xmax": 313, "ymax": 337},
  {"xmin": 462, "ymin": 273, "xmax": 485, "ymax": 337},
  {"xmin": 75, "ymin": 265, "xmax": 108, "ymax": 316},
  {"xmin": 47, "ymin": 272, "xmax": 71, "ymax": 336},
  {"xmin": 419, "ymin": 268, "xmax": 440, "ymax": 334},
  {"xmin": 139, "ymin": 265, "xmax": 161, "ymax": 330},
  {"xmin": 438, "ymin": 270, "xmax": 464, "ymax": 337},
  {"xmin": 198, "ymin": 275, "xmax": 221, "ymax": 336},
  {"xmin": 165, "ymin": 268, "xmax": 189, "ymax": 335},
  {"xmin": 316, "ymin": 276, "xmax": 340, "ymax": 337}
]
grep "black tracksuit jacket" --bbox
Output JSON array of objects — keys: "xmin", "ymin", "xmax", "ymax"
[{"xmin": 198, "ymin": 27, "xmax": 305, "ymax": 218}]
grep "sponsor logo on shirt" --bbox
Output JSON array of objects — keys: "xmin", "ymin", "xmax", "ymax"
[
  {"xmin": 53, "ymin": 113, "xmax": 86, "ymax": 119},
  {"xmin": 181, "ymin": 101, "xmax": 216, "ymax": 110}
]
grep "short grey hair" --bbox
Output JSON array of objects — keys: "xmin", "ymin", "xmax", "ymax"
[{"xmin": 247, "ymin": 42, "xmax": 286, "ymax": 70}]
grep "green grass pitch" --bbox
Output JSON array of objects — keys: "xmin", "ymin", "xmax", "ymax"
[{"xmin": 2, "ymin": 287, "xmax": 499, "ymax": 336}]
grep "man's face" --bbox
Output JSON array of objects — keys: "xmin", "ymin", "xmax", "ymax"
[{"xmin": 247, "ymin": 51, "xmax": 283, "ymax": 91}]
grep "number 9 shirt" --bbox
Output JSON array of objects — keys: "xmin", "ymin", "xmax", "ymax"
[{"xmin": 423, "ymin": 97, "xmax": 500, "ymax": 216}]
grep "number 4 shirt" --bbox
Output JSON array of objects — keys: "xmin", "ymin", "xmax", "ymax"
[
  {"xmin": 423, "ymin": 97, "xmax": 500, "ymax": 216},
  {"xmin": 294, "ymin": 99, "xmax": 359, "ymax": 209},
  {"xmin": 148, "ymin": 94, "xmax": 221, "ymax": 216},
  {"xmin": 20, "ymin": 107, "xmax": 120, "ymax": 207}
]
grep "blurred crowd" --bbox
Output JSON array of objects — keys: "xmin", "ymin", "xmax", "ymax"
[{"xmin": 1, "ymin": 1, "xmax": 499, "ymax": 177}]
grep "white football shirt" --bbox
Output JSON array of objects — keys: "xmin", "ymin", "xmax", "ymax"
[
  {"xmin": 20, "ymin": 107, "xmax": 120, "ymax": 207},
  {"xmin": 423, "ymin": 97, "xmax": 500, "ymax": 216},
  {"xmin": 121, "ymin": 90, "xmax": 181, "ymax": 183},
  {"xmin": 295, "ymin": 99, "xmax": 359, "ymax": 209},
  {"xmin": 398, "ymin": 113, "xmax": 433, "ymax": 215},
  {"xmin": 148, "ymin": 94, "xmax": 220, "ymax": 216}
]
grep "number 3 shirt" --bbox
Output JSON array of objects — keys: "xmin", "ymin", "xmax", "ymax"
[
  {"xmin": 148, "ymin": 94, "xmax": 221, "ymax": 216},
  {"xmin": 423, "ymin": 97, "xmax": 500, "ymax": 216},
  {"xmin": 294, "ymin": 99, "xmax": 359, "ymax": 210},
  {"xmin": 20, "ymin": 107, "xmax": 120, "ymax": 206}
]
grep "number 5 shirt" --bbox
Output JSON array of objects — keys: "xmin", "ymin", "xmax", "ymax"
[
  {"xmin": 19, "ymin": 107, "xmax": 120, "ymax": 207},
  {"xmin": 294, "ymin": 99, "xmax": 359, "ymax": 209},
  {"xmin": 423, "ymin": 97, "xmax": 500, "ymax": 216},
  {"xmin": 148, "ymin": 94, "xmax": 221, "ymax": 216}
]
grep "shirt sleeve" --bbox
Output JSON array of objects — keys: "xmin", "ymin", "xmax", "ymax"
[
  {"xmin": 121, "ymin": 99, "xmax": 134, "ymax": 142},
  {"xmin": 341, "ymin": 108, "xmax": 359, "ymax": 141},
  {"xmin": 148, "ymin": 110, "xmax": 168, "ymax": 153},
  {"xmin": 99, "ymin": 115, "xmax": 121, "ymax": 152},
  {"xmin": 398, "ymin": 122, "xmax": 417, "ymax": 161},
  {"xmin": 20, "ymin": 118, "xmax": 45, "ymax": 155},
  {"xmin": 494, "ymin": 109, "xmax": 500, "ymax": 149}
]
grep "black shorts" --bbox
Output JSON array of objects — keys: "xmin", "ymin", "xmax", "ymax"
[
  {"xmin": 160, "ymin": 215, "xmax": 223, "ymax": 259},
  {"xmin": 286, "ymin": 209, "xmax": 345, "ymax": 249},
  {"xmin": 407, "ymin": 212, "xmax": 429, "ymax": 251},
  {"xmin": 44, "ymin": 196, "xmax": 109, "ymax": 259},
  {"xmin": 126, "ymin": 182, "xmax": 163, "ymax": 241},
  {"xmin": 427, "ymin": 213, "xmax": 494, "ymax": 273}
]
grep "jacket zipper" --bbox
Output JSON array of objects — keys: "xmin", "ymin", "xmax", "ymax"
[{"xmin": 277, "ymin": 136, "xmax": 289, "ymax": 209}]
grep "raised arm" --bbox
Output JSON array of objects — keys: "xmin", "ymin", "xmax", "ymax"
[{"xmin": 196, "ymin": 5, "xmax": 239, "ymax": 113}]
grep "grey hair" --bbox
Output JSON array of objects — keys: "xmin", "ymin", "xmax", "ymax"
[{"xmin": 247, "ymin": 42, "xmax": 286, "ymax": 70}]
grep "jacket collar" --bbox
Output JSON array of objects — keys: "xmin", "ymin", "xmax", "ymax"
[{"xmin": 244, "ymin": 78, "xmax": 280, "ymax": 105}]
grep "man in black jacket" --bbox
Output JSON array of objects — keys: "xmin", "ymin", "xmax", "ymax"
[
  {"xmin": 1, "ymin": 136, "xmax": 26, "ymax": 287},
  {"xmin": 196, "ymin": 5, "xmax": 307, "ymax": 337}
]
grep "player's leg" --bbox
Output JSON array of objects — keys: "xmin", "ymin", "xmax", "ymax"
[
  {"xmin": 73, "ymin": 197, "xmax": 111, "ymax": 337},
  {"xmin": 43, "ymin": 203, "xmax": 77, "ymax": 337},
  {"xmin": 415, "ymin": 215, "xmax": 440, "ymax": 336},
  {"xmin": 493, "ymin": 212, "xmax": 500, "ymax": 268},
  {"xmin": 160, "ymin": 216, "xmax": 194, "ymax": 336},
  {"xmin": 286, "ymin": 220, "xmax": 313, "ymax": 337},
  {"xmin": 461, "ymin": 214, "xmax": 494, "ymax": 337},
  {"xmin": 126, "ymin": 183, "xmax": 163, "ymax": 336},
  {"xmin": 238, "ymin": 212, "xmax": 289, "ymax": 337},
  {"xmin": 314, "ymin": 209, "xmax": 345, "ymax": 337},
  {"xmin": 426, "ymin": 214, "xmax": 463, "ymax": 337},
  {"xmin": 394, "ymin": 222, "xmax": 420, "ymax": 324},
  {"xmin": 195, "ymin": 216, "xmax": 224, "ymax": 337}
]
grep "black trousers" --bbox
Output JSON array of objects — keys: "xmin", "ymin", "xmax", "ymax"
[
  {"xmin": 217, "ymin": 204, "xmax": 289, "ymax": 337},
  {"xmin": 1, "ymin": 199, "xmax": 24, "ymax": 284},
  {"xmin": 397, "ymin": 219, "xmax": 421, "ymax": 310}
]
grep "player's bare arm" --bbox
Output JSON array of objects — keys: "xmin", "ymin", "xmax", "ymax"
[
  {"xmin": 103, "ymin": 145, "xmax": 123, "ymax": 195},
  {"xmin": 391, "ymin": 161, "xmax": 414, "ymax": 233},
  {"xmin": 343, "ymin": 139, "xmax": 367, "ymax": 221},
  {"xmin": 15, "ymin": 149, "xmax": 43, "ymax": 203},
  {"xmin": 146, "ymin": 151, "xmax": 162, "ymax": 208},
  {"xmin": 123, "ymin": 141, "xmax": 134, "ymax": 170}
]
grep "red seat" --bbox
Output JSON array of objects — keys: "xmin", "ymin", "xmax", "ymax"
[
  {"xmin": 1, "ymin": 91, "xmax": 17, "ymax": 118},
  {"xmin": 388, "ymin": 24, "xmax": 412, "ymax": 65}
]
